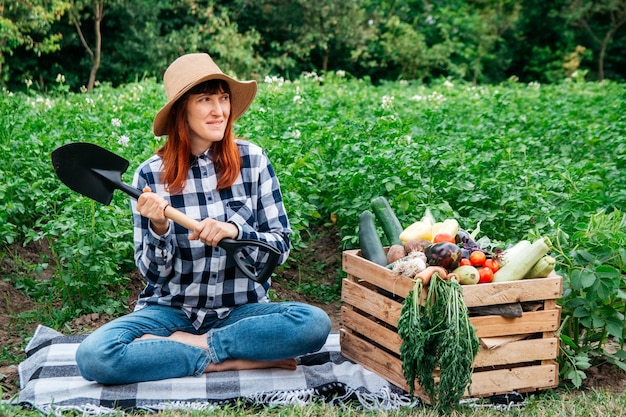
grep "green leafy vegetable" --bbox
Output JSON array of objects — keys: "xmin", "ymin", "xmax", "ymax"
[{"xmin": 398, "ymin": 274, "xmax": 479, "ymax": 411}]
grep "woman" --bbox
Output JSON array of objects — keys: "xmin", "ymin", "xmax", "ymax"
[{"xmin": 75, "ymin": 53, "xmax": 331, "ymax": 384}]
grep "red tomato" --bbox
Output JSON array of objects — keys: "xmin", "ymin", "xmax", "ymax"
[
  {"xmin": 460, "ymin": 258, "xmax": 472, "ymax": 266},
  {"xmin": 433, "ymin": 233, "xmax": 456, "ymax": 244},
  {"xmin": 484, "ymin": 259, "xmax": 500, "ymax": 273},
  {"xmin": 478, "ymin": 267, "xmax": 494, "ymax": 283},
  {"xmin": 469, "ymin": 251, "xmax": 486, "ymax": 267}
]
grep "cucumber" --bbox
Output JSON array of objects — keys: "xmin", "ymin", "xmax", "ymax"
[
  {"xmin": 359, "ymin": 210, "xmax": 388, "ymax": 266},
  {"xmin": 370, "ymin": 196, "xmax": 403, "ymax": 246}
]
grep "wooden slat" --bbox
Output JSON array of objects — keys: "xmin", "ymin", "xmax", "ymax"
[
  {"xmin": 340, "ymin": 306, "xmax": 402, "ymax": 354},
  {"xmin": 470, "ymin": 310, "xmax": 560, "ymax": 338},
  {"xmin": 468, "ymin": 363, "xmax": 559, "ymax": 397},
  {"xmin": 473, "ymin": 338, "xmax": 559, "ymax": 367},
  {"xmin": 341, "ymin": 278, "xmax": 401, "ymax": 327},
  {"xmin": 342, "ymin": 250, "xmax": 414, "ymax": 297},
  {"xmin": 461, "ymin": 276, "xmax": 562, "ymax": 307}
]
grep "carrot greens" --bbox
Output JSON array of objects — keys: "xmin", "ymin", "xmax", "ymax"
[{"xmin": 398, "ymin": 274, "xmax": 479, "ymax": 411}]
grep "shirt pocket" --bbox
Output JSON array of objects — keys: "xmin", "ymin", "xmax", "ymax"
[{"xmin": 226, "ymin": 199, "xmax": 255, "ymax": 228}]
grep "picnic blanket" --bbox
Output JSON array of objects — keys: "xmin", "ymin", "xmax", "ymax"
[{"xmin": 17, "ymin": 325, "xmax": 417, "ymax": 414}]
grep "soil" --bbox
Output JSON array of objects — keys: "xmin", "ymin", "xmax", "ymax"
[{"xmin": 1, "ymin": 231, "xmax": 625, "ymax": 400}]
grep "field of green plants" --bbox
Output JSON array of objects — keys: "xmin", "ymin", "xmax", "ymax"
[{"xmin": 1, "ymin": 73, "xmax": 625, "ymax": 414}]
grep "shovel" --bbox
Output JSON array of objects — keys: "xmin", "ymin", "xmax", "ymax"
[{"xmin": 51, "ymin": 142, "xmax": 280, "ymax": 283}]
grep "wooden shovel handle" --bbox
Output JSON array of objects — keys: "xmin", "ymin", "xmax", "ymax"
[{"xmin": 163, "ymin": 205, "xmax": 200, "ymax": 231}]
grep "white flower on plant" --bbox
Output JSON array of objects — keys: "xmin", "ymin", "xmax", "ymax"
[
  {"xmin": 411, "ymin": 94, "xmax": 425, "ymax": 101},
  {"xmin": 24, "ymin": 79, "xmax": 33, "ymax": 88},
  {"xmin": 264, "ymin": 75, "xmax": 285, "ymax": 86},
  {"xmin": 293, "ymin": 95, "xmax": 303, "ymax": 104},
  {"xmin": 426, "ymin": 15, "xmax": 435, "ymax": 25},
  {"xmin": 56, "ymin": 74, "xmax": 65, "ymax": 83},
  {"xmin": 80, "ymin": 86, "xmax": 87, "ymax": 93},
  {"xmin": 336, "ymin": 70, "xmax": 346, "ymax": 77},
  {"xmin": 528, "ymin": 81, "xmax": 541, "ymax": 89},
  {"xmin": 381, "ymin": 95, "xmax": 395, "ymax": 109},
  {"xmin": 111, "ymin": 118, "xmax": 122, "ymax": 127},
  {"xmin": 85, "ymin": 97, "xmax": 94, "ymax": 105},
  {"xmin": 303, "ymin": 71, "xmax": 323, "ymax": 83},
  {"xmin": 368, "ymin": 19, "xmax": 374, "ymax": 25},
  {"xmin": 118, "ymin": 135, "xmax": 130, "ymax": 147},
  {"xmin": 293, "ymin": 129, "xmax": 301, "ymax": 139},
  {"xmin": 443, "ymin": 80, "xmax": 454, "ymax": 88}
]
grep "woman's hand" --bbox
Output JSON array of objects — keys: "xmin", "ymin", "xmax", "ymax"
[
  {"xmin": 136, "ymin": 186, "xmax": 170, "ymax": 235},
  {"xmin": 189, "ymin": 218, "xmax": 238, "ymax": 246}
]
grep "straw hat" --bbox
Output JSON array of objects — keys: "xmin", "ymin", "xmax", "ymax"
[{"xmin": 153, "ymin": 53, "xmax": 257, "ymax": 136}]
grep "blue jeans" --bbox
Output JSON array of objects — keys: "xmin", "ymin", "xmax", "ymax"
[{"xmin": 75, "ymin": 302, "xmax": 331, "ymax": 384}]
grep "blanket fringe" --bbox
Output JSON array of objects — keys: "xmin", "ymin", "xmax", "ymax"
[
  {"xmin": 249, "ymin": 385, "xmax": 419, "ymax": 410},
  {"xmin": 347, "ymin": 386, "xmax": 419, "ymax": 410},
  {"xmin": 37, "ymin": 403, "xmax": 120, "ymax": 416},
  {"xmin": 248, "ymin": 388, "xmax": 318, "ymax": 407}
]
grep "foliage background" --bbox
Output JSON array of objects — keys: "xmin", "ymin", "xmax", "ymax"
[{"xmin": 1, "ymin": 0, "xmax": 626, "ymax": 91}]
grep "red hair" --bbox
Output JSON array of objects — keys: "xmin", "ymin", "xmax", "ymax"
[{"xmin": 157, "ymin": 80, "xmax": 241, "ymax": 194}]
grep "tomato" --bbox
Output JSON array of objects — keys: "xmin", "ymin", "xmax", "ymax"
[
  {"xmin": 460, "ymin": 258, "xmax": 472, "ymax": 266},
  {"xmin": 484, "ymin": 259, "xmax": 500, "ymax": 273},
  {"xmin": 478, "ymin": 267, "xmax": 494, "ymax": 283},
  {"xmin": 469, "ymin": 251, "xmax": 486, "ymax": 267},
  {"xmin": 433, "ymin": 233, "xmax": 456, "ymax": 244}
]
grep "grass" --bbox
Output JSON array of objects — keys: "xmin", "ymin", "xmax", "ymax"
[{"xmin": 1, "ymin": 388, "xmax": 625, "ymax": 416}]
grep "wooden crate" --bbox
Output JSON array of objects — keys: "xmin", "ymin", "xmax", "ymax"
[{"xmin": 340, "ymin": 249, "xmax": 562, "ymax": 400}]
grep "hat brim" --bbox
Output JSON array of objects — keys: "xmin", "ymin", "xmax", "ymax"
[{"xmin": 153, "ymin": 74, "xmax": 257, "ymax": 136}]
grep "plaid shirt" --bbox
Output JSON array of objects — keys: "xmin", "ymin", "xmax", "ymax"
[{"xmin": 131, "ymin": 140, "xmax": 291, "ymax": 329}]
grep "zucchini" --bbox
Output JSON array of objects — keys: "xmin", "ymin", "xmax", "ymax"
[
  {"xmin": 359, "ymin": 210, "xmax": 388, "ymax": 266},
  {"xmin": 492, "ymin": 237, "xmax": 550, "ymax": 282},
  {"xmin": 371, "ymin": 196, "xmax": 403, "ymax": 246},
  {"xmin": 525, "ymin": 255, "xmax": 556, "ymax": 278}
]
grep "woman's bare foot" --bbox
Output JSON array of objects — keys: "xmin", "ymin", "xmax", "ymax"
[
  {"xmin": 135, "ymin": 331, "xmax": 208, "ymax": 349},
  {"xmin": 205, "ymin": 358, "xmax": 297, "ymax": 373}
]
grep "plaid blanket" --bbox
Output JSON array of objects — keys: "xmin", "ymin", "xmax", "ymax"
[{"xmin": 18, "ymin": 325, "xmax": 416, "ymax": 414}]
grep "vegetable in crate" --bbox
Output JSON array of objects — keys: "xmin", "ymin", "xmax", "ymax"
[
  {"xmin": 398, "ymin": 273, "xmax": 479, "ymax": 409},
  {"xmin": 524, "ymin": 255, "xmax": 556, "ymax": 278},
  {"xmin": 492, "ymin": 237, "xmax": 550, "ymax": 282},
  {"xmin": 371, "ymin": 196, "xmax": 404, "ymax": 246},
  {"xmin": 387, "ymin": 244, "xmax": 407, "ymax": 264},
  {"xmin": 424, "ymin": 242, "xmax": 462, "ymax": 270},
  {"xmin": 358, "ymin": 210, "xmax": 388, "ymax": 266}
]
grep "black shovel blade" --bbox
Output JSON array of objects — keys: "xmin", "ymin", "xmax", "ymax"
[{"xmin": 51, "ymin": 142, "xmax": 139, "ymax": 205}]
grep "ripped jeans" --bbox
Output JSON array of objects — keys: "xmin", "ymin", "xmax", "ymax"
[{"xmin": 75, "ymin": 302, "xmax": 331, "ymax": 384}]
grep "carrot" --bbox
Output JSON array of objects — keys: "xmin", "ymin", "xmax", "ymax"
[{"xmin": 414, "ymin": 266, "xmax": 448, "ymax": 286}]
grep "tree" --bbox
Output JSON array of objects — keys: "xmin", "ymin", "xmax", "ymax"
[
  {"xmin": 0, "ymin": 0, "xmax": 69, "ymax": 84},
  {"xmin": 230, "ymin": 0, "xmax": 374, "ymax": 75},
  {"xmin": 565, "ymin": 0, "xmax": 626, "ymax": 81},
  {"xmin": 68, "ymin": 0, "xmax": 105, "ymax": 91}
]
